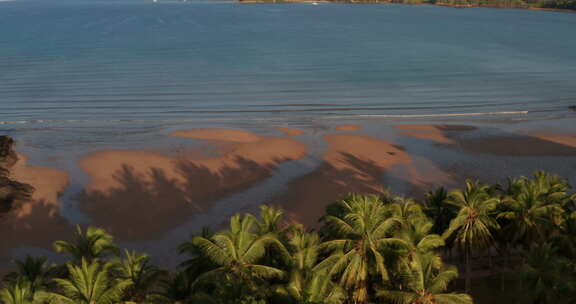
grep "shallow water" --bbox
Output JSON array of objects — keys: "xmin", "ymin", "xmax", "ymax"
[{"xmin": 2, "ymin": 1, "xmax": 576, "ymax": 131}]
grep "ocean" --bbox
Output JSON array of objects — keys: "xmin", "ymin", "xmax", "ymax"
[{"xmin": 2, "ymin": 0, "xmax": 576, "ymax": 128}]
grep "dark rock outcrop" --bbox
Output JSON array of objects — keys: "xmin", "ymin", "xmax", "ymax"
[{"xmin": 0, "ymin": 136, "xmax": 33, "ymax": 214}]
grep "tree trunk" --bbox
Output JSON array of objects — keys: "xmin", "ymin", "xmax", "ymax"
[
  {"xmin": 488, "ymin": 248, "xmax": 493, "ymax": 272},
  {"xmin": 465, "ymin": 249, "xmax": 471, "ymax": 293}
]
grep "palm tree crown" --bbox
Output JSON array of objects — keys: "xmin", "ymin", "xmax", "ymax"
[{"xmin": 53, "ymin": 226, "xmax": 119, "ymax": 263}]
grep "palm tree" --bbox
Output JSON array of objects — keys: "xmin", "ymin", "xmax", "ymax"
[
  {"xmin": 3, "ymin": 256, "xmax": 53, "ymax": 295},
  {"xmin": 396, "ymin": 217, "xmax": 445, "ymax": 264},
  {"xmin": 317, "ymin": 194, "xmax": 407, "ymax": 304},
  {"xmin": 498, "ymin": 177, "xmax": 564, "ymax": 250},
  {"xmin": 275, "ymin": 229, "xmax": 345, "ymax": 304},
  {"xmin": 113, "ymin": 250, "xmax": 161, "ymax": 303},
  {"xmin": 178, "ymin": 227, "xmax": 218, "ymax": 283},
  {"xmin": 156, "ymin": 271, "xmax": 194, "ymax": 304},
  {"xmin": 257, "ymin": 205, "xmax": 287, "ymax": 236},
  {"xmin": 519, "ymin": 243, "xmax": 576, "ymax": 304},
  {"xmin": 424, "ymin": 187, "xmax": 457, "ymax": 236},
  {"xmin": 377, "ymin": 254, "xmax": 472, "ymax": 304},
  {"xmin": 443, "ymin": 180, "xmax": 500, "ymax": 292},
  {"xmin": 0, "ymin": 278, "xmax": 46, "ymax": 304},
  {"xmin": 191, "ymin": 213, "xmax": 288, "ymax": 299},
  {"xmin": 385, "ymin": 197, "xmax": 427, "ymax": 229},
  {"xmin": 46, "ymin": 259, "xmax": 131, "ymax": 304},
  {"xmin": 53, "ymin": 226, "xmax": 119, "ymax": 263}
]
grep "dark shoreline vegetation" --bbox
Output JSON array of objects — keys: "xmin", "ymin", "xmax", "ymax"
[
  {"xmin": 238, "ymin": 0, "xmax": 576, "ymax": 11},
  {"xmin": 0, "ymin": 136, "xmax": 32, "ymax": 216},
  {"xmin": 2, "ymin": 137, "xmax": 576, "ymax": 303}
]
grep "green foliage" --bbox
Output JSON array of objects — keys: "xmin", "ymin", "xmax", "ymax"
[
  {"xmin": 112, "ymin": 250, "xmax": 162, "ymax": 303},
  {"xmin": 3, "ymin": 170, "xmax": 575, "ymax": 304},
  {"xmin": 0, "ymin": 278, "xmax": 46, "ymax": 304},
  {"xmin": 377, "ymin": 254, "xmax": 472, "ymax": 304},
  {"xmin": 53, "ymin": 225, "xmax": 120, "ymax": 263},
  {"xmin": 46, "ymin": 259, "xmax": 131, "ymax": 304},
  {"xmin": 318, "ymin": 194, "xmax": 407, "ymax": 303},
  {"xmin": 518, "ymin": 243, "xmax": 576, "ymax": 304}
]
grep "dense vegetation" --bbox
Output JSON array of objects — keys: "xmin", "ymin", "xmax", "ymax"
[
  {"xmin": 239, "ymin": 0, "xmax": 576, "ymax": 11},
  {"xmin": 1, "ymin": 171, "xmax": 576, "ymax": 304},
  {"xmin": 0, "ymin": 136, "xmax": 32, "ymax": 215}
]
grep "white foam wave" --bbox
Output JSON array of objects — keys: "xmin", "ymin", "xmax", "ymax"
[
  {"xmin": 0, "ymin": 111, "xmax": 532, "ymax": 125},
  {"xmin": 352, "ymin": 111, "xmax": 529, "ymax": 118}
]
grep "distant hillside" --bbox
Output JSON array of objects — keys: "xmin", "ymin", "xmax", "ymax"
[{"xmin": 239, "ymin": 0, "xmax": 576, "ymax": 11}]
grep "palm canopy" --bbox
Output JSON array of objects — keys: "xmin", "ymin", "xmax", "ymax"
[
  {"xmin": 191, "ymin": 213, "xmax": 288, "ymax": 296},
  {"xmin": 377, "ymin": 254, "xmax": 472, "ymax": 304},
  {"xmin": 3, "ymin": 256, "xmax": 53, "ymax": 295},
  {"xmin": 53, "ymin": 226, "xmax": 119, "ymax": 263},
  {"xmin": 275, "ymin": 229, "xmax": 345, "ymax": 304},
  {"xmin": 112, "ymin": 250, "xmax": 161, "ymax": 303},
  {"xmin": 318, "ymin": 194, "xmax": 407, "ymax": 304},
  {"xmin": 0, "ymin": 278, "xmax": 46, "ymax": 304},
  {"xmin": 443, "ymin": 181, "xmax": 500, "ymax": 253},
  {"xmin": 395, "ymin": 217, "xmax": 445, "ymax": 263},
  {"xmin": 498, "ymin": 176, "xmax": 565, "ymax": 248},
  {"xmin": 519, "ymin": 243, "xmax": 576, "ymax": 304},
  {"xmin": 46, "ymin": 259, "xmax": 130, "ymax": 304},
  {"xmin": 424, "ymin": 187, "xmax": 457, "ymax": 236}
]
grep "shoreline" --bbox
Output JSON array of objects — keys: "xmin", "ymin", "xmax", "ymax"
[
  {"xmin": 2, "ymin": 122, "xmax": 576, "ymax": 272},
  {"xmin": 237, "ymin": 0, "xmax": 576, "ymax": 13}
]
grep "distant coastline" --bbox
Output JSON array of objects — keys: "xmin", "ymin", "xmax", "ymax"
[{"xmin": 238, "ymin": 0, "xmax": 576, "ymax": 12}]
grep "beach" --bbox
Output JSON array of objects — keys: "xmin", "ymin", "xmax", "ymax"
[{"xmin": 2, "ymin": 118, "xmax": 576, "ymax": 273}]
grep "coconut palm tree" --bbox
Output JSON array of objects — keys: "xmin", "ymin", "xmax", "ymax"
[
  {"xmin": 191, "ymin": 213, "xmax": 288, "ymax": 299},
  {"xmin": 424, "ymin": 187, "xmax": 457, "ymax": 236},
  {"xmin": 156, "ymin": 271, "xmax": 195, "ymax": 304},
  {"xmin": 519, "ymin": 243, "xmax": 576, "ymax": 304},
  {"xmin": 443, "ymin": 180, "xmax": 500, "ymax": 292},
  {"xmin": 275, "ymin": 229, "xmax": 345, "ymax": 304},
  {"xmin": 395, "ymin": 217, "xmax": 445, "ymax": 264},
  {"xmin": 385, "ymin": 197, "xmax": 427, "ymax": 229},
  {"xmin": 46, "ymin": 259, "xmax": 131, "ymax": 304},
  {"xmin": 178, "ymin": 227, "xmax": 218, "ymax": 283},
  {"xmin": 0, "ymin": 278, "xmax": 46, "ymax": 304},
  {"xmin": 113, "ymin": 250, "xmax": 161, "ymax": 303},
  {"xmin": 498, "ymin": 178, "xmax": 564, "ymax": 250},
  {"xmin": 377, "ymin": 254, "xmax": 472, "ymax": 304},
  {"xmin": 257, "ymin": 205, "xmax": 287, "ymax": 236},
  {"xmin": 3, "ymin": 256, "xmax": 53, "ymax": 295},
  {"xmin": 317, "ymin": 194, "xmax": 407, "ymax": 304},
  {"xmin": 53, "ymin": 226, "xmax": 119, "ymax": 263}
]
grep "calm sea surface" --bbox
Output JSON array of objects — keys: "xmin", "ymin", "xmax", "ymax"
[{"xmin": 2, "ymin": 0, "xmax": 576, "ymax": 126}]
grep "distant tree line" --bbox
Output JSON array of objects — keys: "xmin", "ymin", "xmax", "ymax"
[
  {"xmin": 1, "ymin": 170, "xmax": 576, "ymax": 303},
  {"xmin": 239, "ymin": 0, "xmax": 576, "ymax": 10}
]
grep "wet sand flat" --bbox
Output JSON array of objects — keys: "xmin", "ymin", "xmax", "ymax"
[
  {"xmin": 78, "ymin": 129, "xmax": 307, "ymax": 240},
  {"xmin": 0, "ymin": 155, "xmax": 72, "ymax": 260},
  {"xmin": 273, "ymin": 133, "xmax": 411, "ymax": 225}
]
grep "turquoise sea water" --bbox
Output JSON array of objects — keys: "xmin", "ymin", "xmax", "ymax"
[{"xmin": 1, "ymin": 0, "xmax": 576, "ymax": 129}]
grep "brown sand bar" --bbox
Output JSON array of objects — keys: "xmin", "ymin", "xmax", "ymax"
[
  {"xmin": 456, "ymin": 134, "xmax": 576, "ymax": 156},
  {"xmin": 277, "ymin": 127, "xmax": 305, "ymax": 136},
  {"xmin": 79, "ymin": 129, "xmax": 307, "ymax": 240},
  {"xmin": 10, "ymin": 155, "xmax": 69, "ymax": 216},
  {"xmin": 0, "ymin": 156, "xmax": 72, "ymax": 255},
  {"xmin": 171, "ymin": 128, "xmax": 261, "ymax": 143},
  {"xmin": 335, "ymin": 124, "xmax": 362, "ymax": 131},
  {"xmin": 528, "ymin": 132, "xmax": 576, "ymax": 149},
  {"xmin": 274, "ymin": 134, "xmax": 410, "ymax": 225},
  {"xmin": 393, "ymin": 124, "xmax": 476, "ymax": 144}
]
